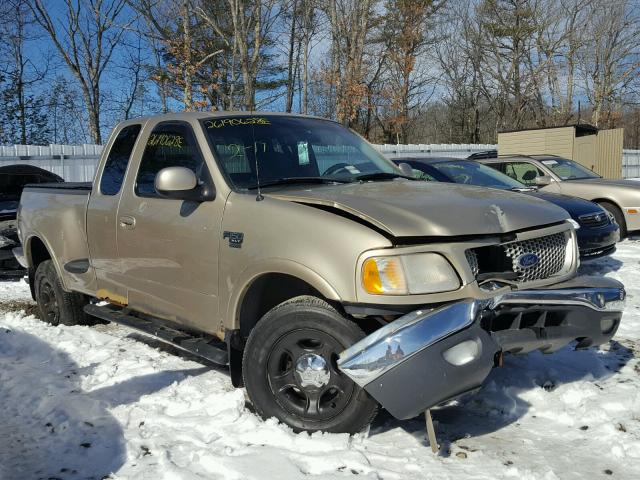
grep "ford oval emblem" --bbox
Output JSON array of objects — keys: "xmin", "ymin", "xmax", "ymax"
[{"xmin": 516, "ymin": 253, "xmax": 539, "ymax": 269}]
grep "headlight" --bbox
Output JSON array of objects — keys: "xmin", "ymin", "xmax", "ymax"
[
  {"xmin": 362, "ymin": 253, "xmax": 460, "ymax": 295},
  {"xmin": 0, "ymin": 235, "xmax": 16, "ymax": 248}
]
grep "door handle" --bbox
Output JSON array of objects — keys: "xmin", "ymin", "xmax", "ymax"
[{"xmin": 119, "ymin": 215, "xmax": 136, "ymax": 230}]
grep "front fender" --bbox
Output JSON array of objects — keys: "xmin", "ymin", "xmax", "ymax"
[{"xmin": 225, "ymin": 258, "xmax": 342, "ymax": 329}]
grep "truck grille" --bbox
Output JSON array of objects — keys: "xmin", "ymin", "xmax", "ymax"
[
  {"xmin": 466, "ymin": 231, "xmax": 569, "ymax": 283},
  {"xmin": 578, "ymin": 212, "xmax": 610, "ymax": 228}
]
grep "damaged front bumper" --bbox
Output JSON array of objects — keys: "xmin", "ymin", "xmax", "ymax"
[{"xmin": 337, "ymin": 276, "xmax": 625, "ymax": 420}]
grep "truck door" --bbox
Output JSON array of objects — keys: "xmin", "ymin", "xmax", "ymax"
[
  {"xmin": 87, "ymin": 122, "xmax": 142, "ymax": 303},
  {"xmin": 114, "ymin": 120, "xmax": 222, "ymax": 333}
]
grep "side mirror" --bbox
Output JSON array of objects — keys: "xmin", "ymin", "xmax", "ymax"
[
  {"xmin": 398, "ymin": 162, "xmax": 414, "ymax": 177},
  {"xmin": 155, "ymin": 166, "xmax": 215, "ymax": 202},
  {"xmin": 534, "ymin": 175, "xmax": 553, "ymax": 187}
]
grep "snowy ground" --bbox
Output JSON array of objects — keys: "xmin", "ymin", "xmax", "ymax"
[{"xmin": 1, "ymin": 244, "xmax": 639, "ymax": 480}]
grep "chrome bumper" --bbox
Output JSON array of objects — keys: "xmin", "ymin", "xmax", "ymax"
[{"xmin": 338, "ymin": 275, "xmax": 625, "ymax": 420}]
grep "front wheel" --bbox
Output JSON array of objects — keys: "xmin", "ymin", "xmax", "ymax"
[{"xmin": 242, "ymin": 296, "xmax": 378, "ymax": 433}]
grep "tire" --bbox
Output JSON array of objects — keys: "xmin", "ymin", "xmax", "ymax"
[
  {"xmin": 34, "ymin": 260, "xmax": 92, "ymax": 326},
  {"xmin": 242, "ymin": 295, "xmax": 379, "ymax": 433},
  {"xmin": 598, "ymin": 201, "xmax": 627, "ymax": 238}
]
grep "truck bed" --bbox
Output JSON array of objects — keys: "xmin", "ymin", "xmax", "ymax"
[
  {"xmin": 23, "ymin": 182, "xmax": 92, "ymax": 192},
  {"xmin": 19, "ymin": 182, "xmax": 95, "ymax": 294}
]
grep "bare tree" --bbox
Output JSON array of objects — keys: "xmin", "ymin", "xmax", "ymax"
[
  {"xmin": 578, "ymin": 0, "xmax": 640, "ymax": 127},
  {"xmin": 0, "ymin": 0, "xmax": 49, "ymax": 144},
  {"xmin": 197, "ymin": 0, "xmax": 280, "ymax": 111},
  {"xmin": 381, "ymin": 0, "xmax": 444, "ymax": 142},
  {"xmin": 29, "ymin": 0, "xmax": 129, "ymax": 143},
  {"xmin": 322, "ymin": 0, "xmax": 379, "ymax": 125},
  {"xmin": 436, "ymin": 2, "xmax": 489, "ymax": 142}
]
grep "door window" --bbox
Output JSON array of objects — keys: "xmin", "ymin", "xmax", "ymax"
[
  {"xmin": 100, "ymin": 124, "xmax": 141, "ymax": 195},
  {"xmin": 135, "ymin": 122, "xmax": 204, "ymax": 197},
  {"xmin": 495, "ymin": 161, "xmax": 544, "ymax": 186}
]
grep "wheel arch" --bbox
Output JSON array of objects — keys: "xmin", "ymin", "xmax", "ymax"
[
  {"xmin": 591, "ymin": 198, "xmax": 627, "ymax": 230},
  {"xmin": 591, "ymin": 197, "xmax": 621, "ymax": 208},
  {"xmin": 226, "ymin": 260, "xmax": 342, "ymax": 334},
  {"xmin": 225, "ymin": 262, "xmax": 342, "ymax": 388},
  {"xmin": 24, "ymin": 235, "xmax": 64, "ymax": 298}
]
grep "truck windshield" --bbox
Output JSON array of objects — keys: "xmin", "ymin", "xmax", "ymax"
[
  {"xmin": 201, "ymin": 115, "xmax": 401, "ymax": 189},
  {"xmin": 538, "ymin": 158, "xmax": 601, "ymax": 180}
]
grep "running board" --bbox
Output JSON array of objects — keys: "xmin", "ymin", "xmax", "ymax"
[{"xmin": 84, "ymin": 304, "xmax": 229, "ymax": 365}]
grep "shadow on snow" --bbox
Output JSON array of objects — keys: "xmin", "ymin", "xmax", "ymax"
[{"xmin": 0, "ymin": 327, "xmax": 208, "ymax": 480}]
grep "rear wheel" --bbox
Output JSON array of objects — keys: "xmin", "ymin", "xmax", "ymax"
[
  {"xmin": 242, "ymin": 296, "xmax": 378, "ymax": 433},
  {"xmin": 598, "ymin": 201, "xmax": 627, "ymax": 238},
  {"xmin": 34, "ymin": 260, "xmax": 92, "ymax": 326}
]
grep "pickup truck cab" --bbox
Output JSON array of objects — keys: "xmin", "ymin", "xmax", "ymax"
[{"xmin": 15, "ymin": 113, "xmax": 625, "ymax": 434}]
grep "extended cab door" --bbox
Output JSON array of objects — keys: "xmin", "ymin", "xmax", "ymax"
[
  {"xmin": 114, "ymin": 120, "xmax": 223, "ymax": 333},
  {"xmin": 87, "ymin": 122, "xmax": 143, "ymax": 303}
]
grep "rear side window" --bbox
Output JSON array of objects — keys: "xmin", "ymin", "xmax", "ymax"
[
  {"xmin": 100, "ymin": 124, "xmax": 141, "ymax": 195},
  {"xmin": 135, "ymin": 122, "xmax": 204, "ymax": 197}
]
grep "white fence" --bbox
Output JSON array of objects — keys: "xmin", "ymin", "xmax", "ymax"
[
  {"xmin": 376, "ymin": 143, "xmax": 497, "ymax": 159},
  {"xmin": 1, "ymin": 142, "xmax": 639, "ymax": 182},
  {"xmin": 623, "ymin": 150, "xmax": 640, "ymax": 179},
  {"xmin": 0, "ymin": 144, "xmax": 102, "ymax": 182}
]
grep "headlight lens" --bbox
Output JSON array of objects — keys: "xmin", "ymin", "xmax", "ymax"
[
  {"xmin": 362, "ymin": 253, "xmax": 460, "ymax": 295},
  {"xmin": 0, "ymin": 235, "xmax": 16, "ymax": 249}
]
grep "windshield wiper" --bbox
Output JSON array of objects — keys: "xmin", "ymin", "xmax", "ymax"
[
  {"xmin": 354, "ymin": 172, "xmax": 412, "ymax": 182},
  {"xmin": 246, "ymin": 177, "xmax": 352, "ymax": 190}
]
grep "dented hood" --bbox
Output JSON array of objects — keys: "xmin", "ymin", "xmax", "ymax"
[{"xmin": 268, "ymin": 180, "xmax": 570, "ymax": 237}]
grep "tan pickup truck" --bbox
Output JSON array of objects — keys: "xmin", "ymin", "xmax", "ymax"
[{"xmin": 14, "ymin": 112, "xmax": 625, "ymax": 434}]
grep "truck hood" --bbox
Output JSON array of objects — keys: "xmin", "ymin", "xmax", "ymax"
[{"xmin": 268, "ymin": 180, "xmax": 570, "ymax": 237}]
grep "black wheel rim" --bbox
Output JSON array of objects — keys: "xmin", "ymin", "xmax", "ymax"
[
  {"xmin": 39, "ymin": 280, "xmax": 59, "ymax": 324},
  {"xmin": 266, "ymin": 328, "xmax": 355, "ymax": 422}
]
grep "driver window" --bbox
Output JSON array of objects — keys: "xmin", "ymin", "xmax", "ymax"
[
  {"xmin": 312, "ymin": 144, "xmax": 374, "ymax": 175},
  {"xmin": 136, "ymin": 122, "xmax": 204, "ymax": 197},
  {"xmin": 502, "ymin": 162, "xmax": 544, "ymax": 186}
]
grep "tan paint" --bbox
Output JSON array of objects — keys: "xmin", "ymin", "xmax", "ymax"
[{"xmin": 18, "ymin": 112, "xmax": 585, "ymax": 338}]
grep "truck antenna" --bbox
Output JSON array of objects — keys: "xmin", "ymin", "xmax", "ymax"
[{"xmin": 252, "ymin": 121, "xmax": 264, "ymax": 201}]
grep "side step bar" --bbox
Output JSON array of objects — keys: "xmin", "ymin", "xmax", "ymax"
[{"xmin": 84, "ymin": 304, "xmax": 229, "ymax": 365}]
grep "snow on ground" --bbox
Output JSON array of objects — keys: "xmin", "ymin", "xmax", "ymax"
[{"xmin": 1, "ymin": 243, "xmax": 640, "ymax": 480}]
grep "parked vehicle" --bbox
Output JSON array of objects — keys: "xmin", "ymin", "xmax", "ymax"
[
  {"xmin": 393, "ymin": 157, "xmax": 619, "ymax": 259},
  {"xmin": 476, "ymin": 154, "xmax": 640, "ymax": 237},
  {"xmin": 467, "ymin": 150, "xmax": 498, "ymax": 160},
  {"xmin": 15, "ymin": 113, "xmax": 625, "ymax": 434},
  {"xmin": 0, "ymin": 164, "xmax": 63, "ymax": 280}
]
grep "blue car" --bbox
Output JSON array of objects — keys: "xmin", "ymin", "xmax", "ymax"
[{"xmin": 393, "ymin": 157, "xmax": 619, "ymax": 260}]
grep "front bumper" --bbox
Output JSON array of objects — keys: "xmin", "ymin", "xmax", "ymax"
[
  {"xmin": 576, "ymin": 221, "xmax": 619, "ymax": 259},
  {"xmin": 338, "ymin": 275, "xmax": 625, "ymax": 420}
]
